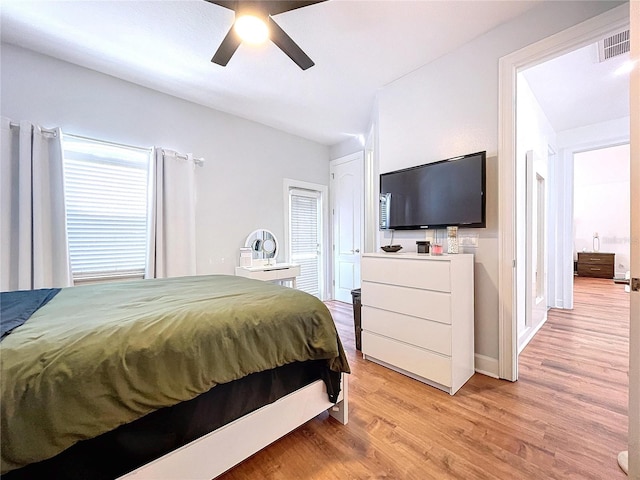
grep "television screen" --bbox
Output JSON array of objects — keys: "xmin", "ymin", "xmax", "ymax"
[{"xmin": 380, "ymin": 151, "xmax": 486, "ymax": 230}]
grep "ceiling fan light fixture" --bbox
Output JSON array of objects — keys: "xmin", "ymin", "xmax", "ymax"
[
  {"xmin": 207, "ymin": 0, "xmax": 325, "ymax": 69},
  {"xmin": 234, "ymin": 15, "xmax": 269, "ymax": 44}
]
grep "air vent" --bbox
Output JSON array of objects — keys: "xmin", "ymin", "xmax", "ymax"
[{"xmin": 598, "ymin": 30, "xmax": 630, "ymax": 62}]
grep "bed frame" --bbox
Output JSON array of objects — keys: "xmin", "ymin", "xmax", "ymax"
[{"xmin": 119, "ymin": 373, "xmax": 348, "ymax": 480}]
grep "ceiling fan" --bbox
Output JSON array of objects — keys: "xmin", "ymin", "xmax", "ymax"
[{"xmin": 205, "ymin": 1, "xmax": 325, "ymax": 70}]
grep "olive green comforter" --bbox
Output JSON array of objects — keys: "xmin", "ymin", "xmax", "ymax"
[{"xmin": 0, "ymin": 275, "xmax": 350, "ymax": 473}]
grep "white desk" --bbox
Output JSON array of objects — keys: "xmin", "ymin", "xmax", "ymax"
[{"xmin": 235, "ymin": 263, "xmax": 301, "ymax": 288}]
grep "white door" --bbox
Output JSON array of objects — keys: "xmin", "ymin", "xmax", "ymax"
[
  {"xmin": 288, "ymin": 188, "xmax": 322, "ymax": 298},
  {"xmin": 331, "ymin": 153, "xmax": 363, "ymax": 303},
  {"xmin": 521, "ymin": 150, "xmax": 548, "ymax": 352}
]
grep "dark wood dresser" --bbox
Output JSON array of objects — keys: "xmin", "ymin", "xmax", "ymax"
[{"xmin": 577, "ymin": 252, "xmax": 615, "ymax": 278}]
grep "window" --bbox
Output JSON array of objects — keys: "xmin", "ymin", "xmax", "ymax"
[{"xmin": 62, "ymin": 135, "xmax": 152, "ymax": 282}]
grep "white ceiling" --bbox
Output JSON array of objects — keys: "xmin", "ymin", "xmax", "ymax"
[
  {"xmin": 0, "ymin": 0, "xmax": 543, "ymax": 146},
  {"xmin": 522, "ymin": 39, "xmax": 631, "ymax": 132}
]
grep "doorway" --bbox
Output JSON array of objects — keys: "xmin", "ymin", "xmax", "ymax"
[
  {"xmin": 514, "ymin": 32, "xmax": 631, "ymax": 355},
  {"xmin": 498, "ymin": 4, "xmax": 631, "ymax": 381},
  {"xmin": 283, "ymin": 179, "xmax": 329, "ymax": 300},
  {"xmin": 573, "ymin": 144, "xmax": 631, "ymax": 282}
]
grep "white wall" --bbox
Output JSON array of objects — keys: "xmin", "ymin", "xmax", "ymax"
[
  {"xmin": 329, "ymin": 136, "xmax": 363, "ymax": 160},
  {"xmin": 557, "ymin": 116, "xmax": 630, "ymax": 148},
  {"xmin": 574, "ymin": 144, "xmax": 631, "ymax": 276},
  {"xmin": 0, "ymin": 44, "xmax": 330, "ymax": 276},
  {"xmin": 373, "ymin": 0, "xmax": 620, "ymax": 369}
]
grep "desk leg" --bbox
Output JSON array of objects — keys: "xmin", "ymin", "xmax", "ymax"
[{"xmin": 292, "ymin": 278, "xmax": 297, "ymax": 289}]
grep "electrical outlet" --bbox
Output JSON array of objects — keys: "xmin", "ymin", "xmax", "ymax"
[{"xmin": 459, "ymin": 234, "xmax": 479, "ymax": 247}]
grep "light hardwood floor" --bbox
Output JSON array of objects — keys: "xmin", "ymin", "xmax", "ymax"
[{"xmin": 220, "ymin": 277, "xmax": 629, "ymax": 479}]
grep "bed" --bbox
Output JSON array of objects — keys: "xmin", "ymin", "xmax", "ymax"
[{"xmin": 0, "ymin": 275, "xmax": 350, "ymax": 479}]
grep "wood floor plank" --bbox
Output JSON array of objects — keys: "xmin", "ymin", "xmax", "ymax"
[{"xmin": 218, "ymin": 277, "xmax": 629, "ymax": 479}]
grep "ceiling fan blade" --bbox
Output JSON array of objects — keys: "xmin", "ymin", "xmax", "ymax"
[
  {"xmin": 203, "ymin": 1, "xmax": 325, "ymax": 15},
  {"xmin": 211, "ymin": 26, "xmax": 242, "ymax": 66},
  {"xmin": 203, "ymin": 0, "xmax": 238, "ymax": 11},
  {"xmin": 268, "ymin": 17, "xmax": 314, "ymax": 70},
  {"xmin": 266, "ymin": 0, "xmax": 326, "ymax": 16}
]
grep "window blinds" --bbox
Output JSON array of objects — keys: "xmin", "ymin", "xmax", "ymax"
[
  {"xmin": 289, "ymin": 188, "xmax": 321, "ymax": 297},
  {"xmin": 62, "ymin": 135, "xmax": 152, "ymax": 281}
]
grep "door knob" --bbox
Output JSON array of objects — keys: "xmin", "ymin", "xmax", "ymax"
[{"xmin": 355, "ymin": 249, "xmax": 360, "ymax": 253}]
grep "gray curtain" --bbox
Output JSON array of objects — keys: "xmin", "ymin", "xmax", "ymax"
[
  {"xmin": 0, "ymin": 118, "xmax": 72, "ymax": 291},
  {"xmin": 145, "ymin": 148, "xmax": 197, "ymax": 279}
]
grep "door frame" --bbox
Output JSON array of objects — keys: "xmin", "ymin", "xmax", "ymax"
[
  {"xmin": 330, "ymin": 151, "xmax": 364, "ymax": 302},
  {"xmin": 282, "ymin": 178, "xmax": 329, "ymax": 300},
  {"xmin": 497, "ymin": 4, "xmax": 629, "ymax": 382}
]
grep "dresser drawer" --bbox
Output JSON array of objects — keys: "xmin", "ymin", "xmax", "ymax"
[
  {"xmin": 577, "ymin": 252, "xmax": 614, "ymax": 266},
  {"xmin": 362, "ymin": 306, "xmax": 451, "ymax": 355},
  {"xmin": 361, "ymin": 257, "xmax": 451, "ymax": 292},
  {"xmin": 362, "ymin": 331, "xmax": 452, "ymax": 387},
  {"xmin": 362, "ymin": 281, "xmax": 451, "ymax": 324},
  {"xmin": 577, "ymin": 263, "xmax": 614, "ymax": 278}
]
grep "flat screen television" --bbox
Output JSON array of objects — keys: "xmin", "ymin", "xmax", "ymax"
[{"xmin": 379, "ymin": 151, "xmax": 486, "ymax": 230}]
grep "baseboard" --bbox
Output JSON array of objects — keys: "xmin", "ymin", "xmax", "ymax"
[{"xmin": 474, "ymin": 354, "xmax": 499, "ymax": 379}]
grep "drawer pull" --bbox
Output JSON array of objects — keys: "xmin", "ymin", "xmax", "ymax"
[
  {"xmin": 589, "ymin": 258, "xmax": 602, "ymax": 262},
  {"xmin": 590, "ymin": 267, "xmax": 601, "ymax": 271}
]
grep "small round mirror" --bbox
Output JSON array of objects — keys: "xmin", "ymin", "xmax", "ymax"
[
  {"xmin": 262, "ymin": 238, "xmax": 276, "ymax": 255},
  {"xmin": 245, "ymin": 229, "xmax": 278, "ymax": 261}
]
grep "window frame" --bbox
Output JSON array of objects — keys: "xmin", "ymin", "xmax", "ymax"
[{"xmin": 61, "ymin": 133, "xmax": 153, "ymax": 284}]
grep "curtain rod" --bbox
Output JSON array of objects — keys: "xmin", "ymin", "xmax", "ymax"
[
  {"xmin": 162, "ymin": 149, "xmax": 205, "ymax": 167},
  {"xmin": 9, "ymin": 124, "xmax": 204, "ymax": 166},
  {"xmin": 9, "ymin": 122, "xmax": 58, "ymax": 137}
]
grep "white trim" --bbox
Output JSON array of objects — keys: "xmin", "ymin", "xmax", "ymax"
[
  {"xmin": 517, "ymin": 314, "xmax": 548, "ymax": 355},
  {"xmin": 498, "ymin": 4, "xmax": 630, "ymax": 382},
  {"xmin": 330, "ymin": 151, "xmax": 363, "ymax": 167},
  {"xmin": 474, "ymin": 354, "xmax": 500, "ymax": 379},
  {"xmin": 498, "ymin": 49, "xmax": 517, "ymax": 381},
  {"xmin": 627, "ymin": 2, "xmax": 639, "ymax": 476},
  {"xmin": 559, "ymin": 146, "xmax": 575, "ymax": 310},
  {"xmin": 119, "ymin": 375, "xmax": 348, "ymax": 480},
  {"xmin": 283, "ymin": 178, "xmax": 329, "ymax": 300},
  {"xmin": 364, "ymin": 125, "xmax": 377, "ymax": 254}
]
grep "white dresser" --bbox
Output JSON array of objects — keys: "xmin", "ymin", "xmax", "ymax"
[{"xmin": 361, "ymin": 253, "xmax": 474, "ymax": 395}]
